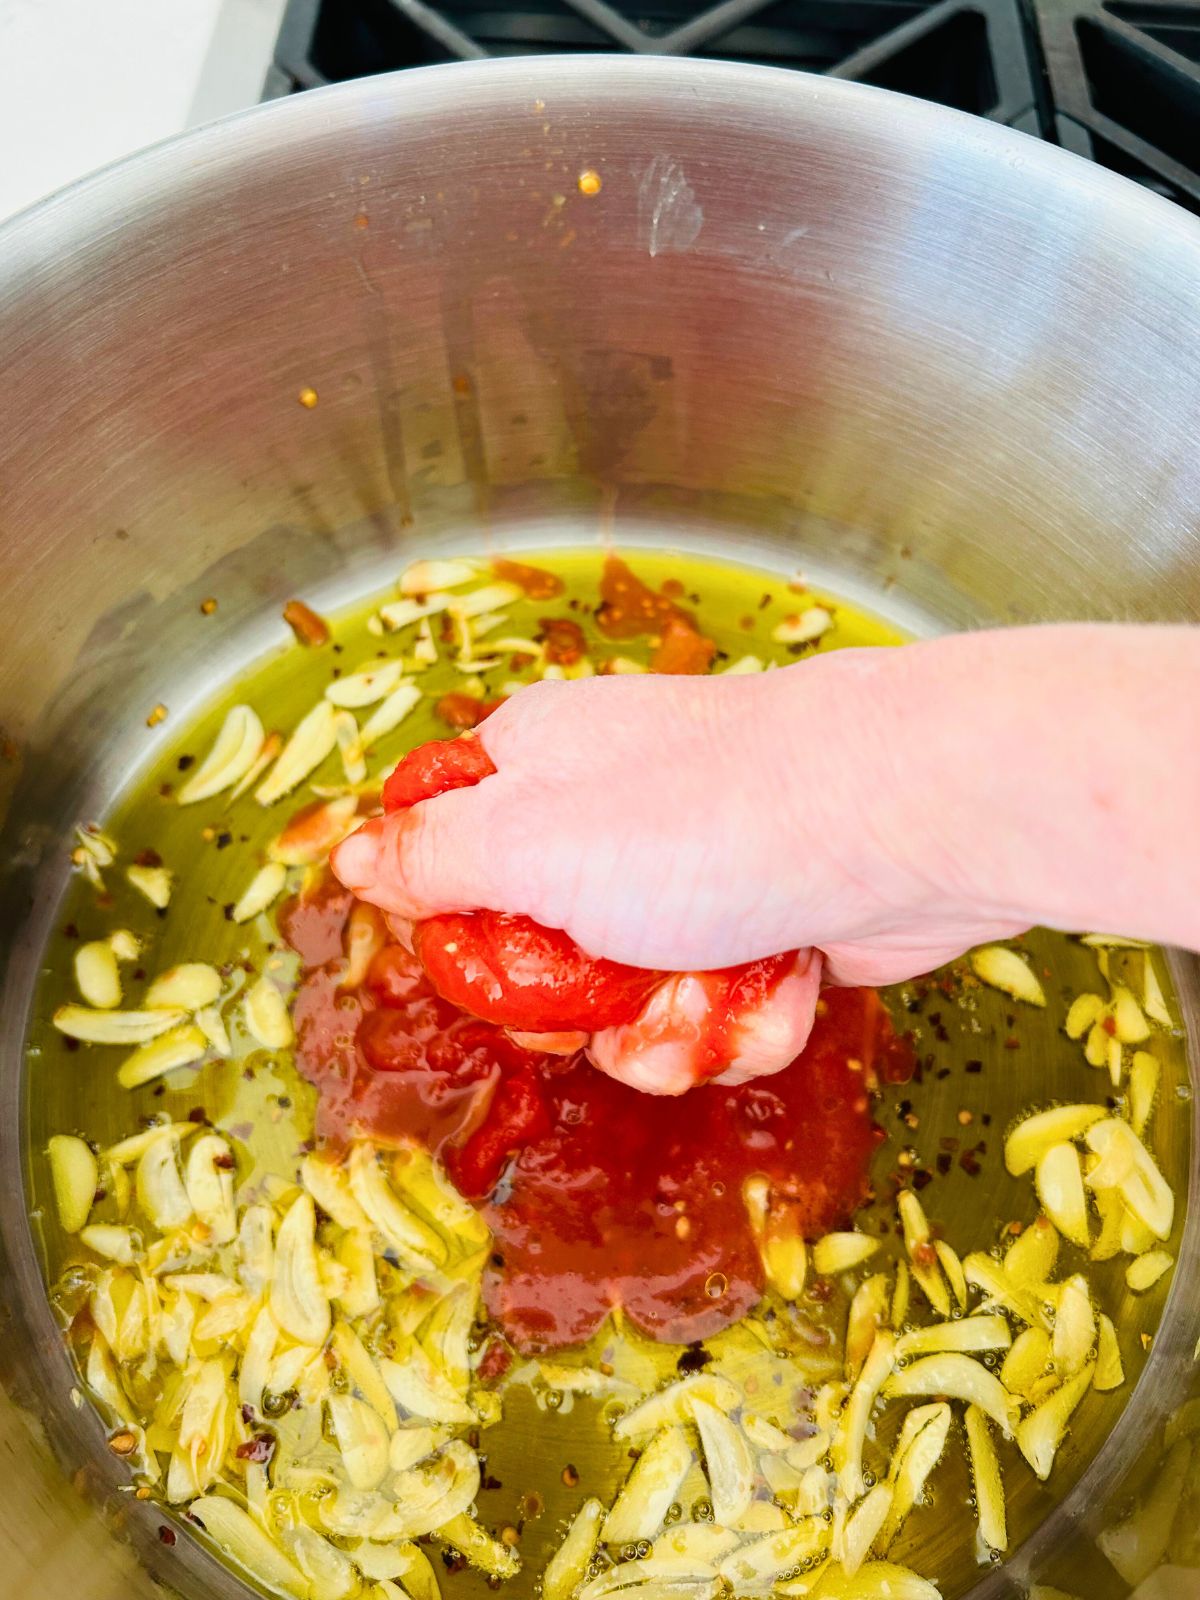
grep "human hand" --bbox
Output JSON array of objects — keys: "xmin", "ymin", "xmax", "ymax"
[{"xmin": 332, "ymin": 647, "xmax": 1027, "ymax": 989}]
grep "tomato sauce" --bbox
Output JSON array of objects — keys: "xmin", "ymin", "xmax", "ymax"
[
  {"xmin": 284, "ymin": 880, "xmax": 912, "ymax": 1351},
  {"xmin": 492, "ymin": 557, "xmax": 565, "ymax": 600}
]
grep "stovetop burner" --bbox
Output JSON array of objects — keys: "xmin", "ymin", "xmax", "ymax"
[{"xmin": 265, "ymin": 0, "xmax": 1200, "ymax": 212}]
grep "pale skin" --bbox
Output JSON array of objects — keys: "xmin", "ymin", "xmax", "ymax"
[{"xmin": 334, "ymin": 625, "xmax": 1200, "ymax": 1087}]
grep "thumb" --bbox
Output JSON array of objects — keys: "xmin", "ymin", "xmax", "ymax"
[{"xmin": 331, "ymin": 783, "xmax": 505, "ymax": 919}]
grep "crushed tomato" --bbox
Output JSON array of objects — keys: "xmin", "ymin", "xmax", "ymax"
[{"xmin": 284, "ymin": 880, "xmax": 912, "ymax": 1351}]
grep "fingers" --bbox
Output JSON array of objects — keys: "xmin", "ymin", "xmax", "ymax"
[{"xmin": 331, "ymin": 781, "xmax": 507, "ymax": 919}]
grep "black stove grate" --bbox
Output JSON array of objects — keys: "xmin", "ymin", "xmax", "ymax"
[{"xmin": 265, "ymin": 0, "xmax": 1200, "ymax": 212}]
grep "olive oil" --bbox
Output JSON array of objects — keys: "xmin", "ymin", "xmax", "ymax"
[{"xmin": 24, "ymin": 549, "xmax": 1190, "ymax": 1600}]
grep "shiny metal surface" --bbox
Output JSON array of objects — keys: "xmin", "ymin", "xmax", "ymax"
[{"xmin": 1, "ymin": 55, "xmax": 1199, "ymax": 1600}]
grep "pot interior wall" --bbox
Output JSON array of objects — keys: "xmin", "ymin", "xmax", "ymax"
[{"xmin": 1, "ymin": 57, "xmax": 1199, "ymax": 1600}]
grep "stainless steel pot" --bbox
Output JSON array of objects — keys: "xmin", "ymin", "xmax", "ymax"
[{"xmin": 0, "ymin": 56, "xmax": 1197, "ymax": 1600}]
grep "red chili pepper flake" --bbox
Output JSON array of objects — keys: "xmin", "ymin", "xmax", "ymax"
[
  {"xmin": 562, "ymin": 1463, "xmax": 580, "ymax": 1487},
  {"xmin": 134, "ymin": 847, "xmax": 163, "ymax": 868},
  {"xmin": 158, "ymin": 1526, "xmax": 177, "ymax": 1547},
  {"xmin": 213, "ymin": 1153, "xmax": 236, "ymax": 1170},
  {"xmin": 282, "ymin": 599, "xmax": 331, "ymax": 647},
  {"xmin": 235, "ymin": 1434, "xmax": 276, "ymax": 1464}
]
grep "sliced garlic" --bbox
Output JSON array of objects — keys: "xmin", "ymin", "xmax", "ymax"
[
  {"xmin": 54, "ymin": 1004, "xmax": 186, "ymax": 1046},
  {"xmin": 965, "ymin": 1405, "xmax": 1007, "ymax": 1553},
  {"xmin": 1084, "ymin": 1119, "xmax": 1174, "ymax": 1240},
  {"xmin": 243, "ymin": 977, "xmax": 294, "ymax": 1051},
  {"xmin": 1142, "ymin": 954, "xmax": 1171, "ymax": 1028},
  {"xmin": 380, "ymin": 1339, "xmax": 475, "ymax": 1426},
  {"xmin": 126, "ymin": 863, "xmax": 173, "ymax": 909},
  {"xmin": 399, "ymin": 558, "xmax": 480, "ymax": 596},
  {"xmin": 232, "ymin": 861, "xmax": 288, "ymax": 925},
  {"xmin": 881, "ymin": 1402, "xmax": 951, "ymax": 1549},
  {"xmin": 195, "ymin": 1004, "xmax": 231, "ymax": 1055},
  {"xmin": 812, "ymin": 1232, "xmax": 880, "ymax": 1277},
  {"xmin": 74, "ymin": 941, "xmax": 122, "ymax": 1009},
  {"xmin": 1065, "ymin": 992, "xmax": 1105, "ymax": 1039},
  {"xmin": 145, "ymin": 962, "xmax": 222, "ymax": 1012},
  {"xmin": 653, "ymin": 1523, "xmax": 741, "ymax": 1564},
  {"xmin": 436, "ymin": 1512, "xmax": 520, "ymax": 1579},
  {"xmin": 719, "ymin": 655, "xmax": 765, "ymax": 675},
  {"xmin": 177, "ymin": 706, "xmax": 266, "ymax": 807},
  {"xmin": 891, "ymin": 1261, "xmax": 911, "ymax": 1329},
  {"xmin": 326, "ymin": 659, "xmax": 407, "ymax": 709},
  {"xmin": 271, "ymin": 1193, "xmax": 331, "ymax": 1346},
  {"xmin": 255, "ymin": 700, "xmax": 338, "ymax": 806},
  {"xmin": 184, "ymin": 1134, "xmax": 237, "ymax": 1245},
  {"xmin": 835, "ymin": 1330, "xmax": 896, "ymax": 1500},
  {"xmin": 895, "ymin": 1315, "xmax": 1011, "ymax": 1360},
  {"xmin": 970, "ymin": 945, "xmax": 1046, "ymax": 1006},
  {"xmin": 884, "ymin": 1353, "xmax": 1018, "ymax": 1437},
  {"xmin": 718, "ymin": 1522, "xmax": 829, "ymax": 1588},
  {"xmin": 602, "ymin": 1425, "xmax": 694, "ymax": 1545},
  {"xmin": 136, "ymin": 1135, "xmax": 192, "ymax": 1230},
  {"xmin": 691, "ymin": 1398, "xmax": 754, "ymax": 1526},
  {"xmin": 1035, "ymin": 1142, "xmax": 1090, "ymax": 1249},
  {"xmin": 934, "ymin": 1239, "xmax": 969, "ymax": 1310},
  {"xmin": 791, "ymin": 1563, "xmax": 938, "ymax": 1599},
  {"xmin": 845, "ymin": 1273, "xmax": 890, "ymax": 1382},
  {"xmin": 1001, "ymin": 1327, "xmax": 1053, "ymax": 1400},
  {"xmin": 328, "ymin": 1393, "xmax": 391, "ymax": 1490},
  {"xmin": 840, "ymin": 1483, "xmax": 892, "ymax": 1577},
  {"xmin": 543, "ymin": 1498, "xmax": 606, "ymax": 1600},
  {"xmin": 1052, "ymin": 1275, "xmax": 1096, "ymax": 1377},
  {"xmin": 1093, "ymin": 1314, "xmax": 1124, "ymax": 1391},
  {"xmin": 300, "ymin": 1153, "xmax": 372, "ymax": 1232},
  {"xmin": 330, "ymin": 1321, "xmax": 398, "ymax": 1429},
  {"xmin": 963, "ymin": 1252, "xmax": 1050, "ymax": 1330},
  {"xmin": 612, "ymin": 1372, "xmax": 742, "ymax": 1440},
  {"xmin": 1016, "ymin": 1364, "xmax": 1095, "ymax": 1479},
  {"xmin": 1004, "ymin": 1104, "xmax": 1104, "ymax": 1177},
  {"xmin": 47, "ymin": 1134, "xmax": 98, "ymax": 1233},
  {"xmin": 1126, "ymin": 1250, "xmax": 1173, "ymax": 1293},
  {"xmin": 358, "ymin": 683, "xmax": 422, "ymax": 749},
  {"xmin": 388, "ymin": 1425, "xmax": 448, "ymax": 1473},
  {"xmin": 285, "ymin": 1527, "xmax": 359, "ymax": 1600},
  {"xmin": 189, "ymin": 1495, "xmax": 309, "ymax": 1598},
  {"xmin": 897, "ymin": 1190, "xmax": 949, "ymax": 1317},
  {"xmin": 117, "ymin": 1024, "xmax": 208, "ymax": 1090},
  {"xmin": 771, "ymin": 607, "xmax": 833, "ymax": 646},
  {"xmin": 80, "ymin": 1223, "xmax": 138, "ymax": 1264},
  {"xmin": 270, "ymin": 794, "xmax": 360, "ymax": 867},
  {"xmin": 1004, "ymin": 1215, "xmax": 1059, "ymax": 1286},
  {"xmin": 347, "ymin": 1144, "xmax": 446, "ymax": 1271},
  {"xmin": 1128, "ymin": 1050, "xmax": 1160, "ymax": 1138}
]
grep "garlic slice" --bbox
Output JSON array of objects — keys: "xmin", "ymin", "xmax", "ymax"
[
  {"xmin": 845, "ymin": 1274, "xmax": 890, "ymax": 1382},
  {"xmin": 126, "ymin": 863, "xmax": 174, "ymax": 909},
  {"xmin": 75, "ymin": 942, "xmax": 122, "ymax": 1009},
  {"xmin": 880, "ymin": 1402, "xmax": 950, "ymax": 1549},
  {"xmin": 347, "ymin": 1145, "xmax": 446, "ymax": 1271},
  {"xmin": 692, "ymin": 1398, "xmax": 754, "ymax": 1525},
  {"xmin": 358, "ymin": 683, "xmax": 422, "ymax": 749},
  {"xmin": 136, "ymin": 1135, "xmax": 192, "ymax": 1229},
  {"xmin": 184, "ymin": 1133, "xmax": 237, "ymax": 1245},
  {"xmin": 970, "ymin": 945, "xmax": 1046, "ymax": 1006},
  {"xmin": 840, "ymin": 1483, "xmax": 892, "ymax": 1577},
  {"xmin": 1016, "ymin": 1364, "xmax": 1095, "ymax": 1479},
  {"xmin": 328, "ymin": 1393, "xmax": 391, "ymax": 1490},
  {"xmin": 812, "ymin": 1232, "xmax": 880, "ymax": 1277},
  {"xmin": 145, "ymin": 963, "xmax": 223, "ymax": 1012},
  {"xmin": 54, "ymin": 1004, "xmax": 186, "ymax": 1045},
  {"xmin": 1004, "ymin": 1104, "xmax": 1104, "ymax": 1176},
  {"xmin": 602, "ymin": 1425, "xmax": 694, "ymax": 1545},
  {"xmin": 543, "ymin": 1498, "xmax": 605, "ymax": 1600},
  {"xmin": 270, "ymin": 1193, "xmax": 331, "ymax": 1346},
  {"xmin": 243, "ymin": 977, "xmax": 294, "ymax": 1051},
  {"xmin": 380, "ymin": 1339, "xmax": 475, "ymax": 1426},
  {"xmin": 884, "ymin": 1353, "xmax": 1018, "ymax": 1436},
  {"xmin": 897, "ymin": 1190, "xmax": 949, "ymax": 1317},
  {"xmin": 47, "ymin": 1135, "xmax": 98, "ymax": 1234},
  {"xmin": 301, "ymin": 1153, "xmax": 373, "ymax": 1232},
  {"xmin": 232, "ymin": 861, "xmax": 288, "ymax": 925},
  {"xmin": 1128, "ymin": 1051, "xmax": 1160, "ymax": 1139},
  {"xmin": 895, "ymin": 1315, "xmax": 1011, "ymax": 1360},
  {"xmin": 771, "ymin": 607, "xmax": 833, "ymax": 645},
  {"xmin": 255, "ymin": 700, "xmax": 338, "ymax": 805},
  {"xmin": 1004, "ymin": 1215, "xmax": 1059, "ymax": 1285},
  {"xmin": 835, "ymin": 1330, "xmax": 896, "ymax": 1500},
  {"xmin": 437, "ymin": 1512, "xmax": 520, "ymax": 1579},
  {"xmin": 399, "ymin": 558, "xmax": 480, "ymax": 596},
  {"xmin": 718, "ymin": 1521, "xmax": 829, "ymax": 1588},
  {"xmin": 612, "ymin": 1372, "xmax": 742, "ymax": 1440},
  {"xmin": 1001, "ymin": 1327, "xmax": 1053, "ymax": 1401},
  {"xmin": 1093, "ymin": 1314, "xmax": 1124, "ymax": 1391},
  {"xmin": 177, "ymin": 707, "xmax": 266, "ymax": 805},
  {"xmin": 964, "ymin": 1405, "xmax": 1007, "ymax": 1553},
  {"xmin": 117, "ymin": 1024, "xmax": 209, "ymax": 1089},
  {"xmin": 325, "ymin": 659, "xmax": 407, "ymax": 708},
  {"xmin": 1052, "ymin": 1276, "xmax": 1096, "ymax": 1377},
  {"xmin": 1035, "ymin": 1142, "xmax": 1090, "ymax": 1248},
  {"xmin": 1126, "ymin": 1250, "xmax": 1173, "ymax": 1293},
  {"xmin": 269, "ymin": 794, "xmax": 360, "ymax": 866},
  {"xmin": 189, "ymin": 1496, "xmax": 309, "ymax": 1598},
  {"xmin": 80, "ymin": 1223, "xmax": 138, "ymax": 1264}
]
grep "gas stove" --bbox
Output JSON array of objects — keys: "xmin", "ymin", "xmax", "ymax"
[{"xmin": 264, "ymin": 0, "xmax": 1200, "ymax": 212}]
